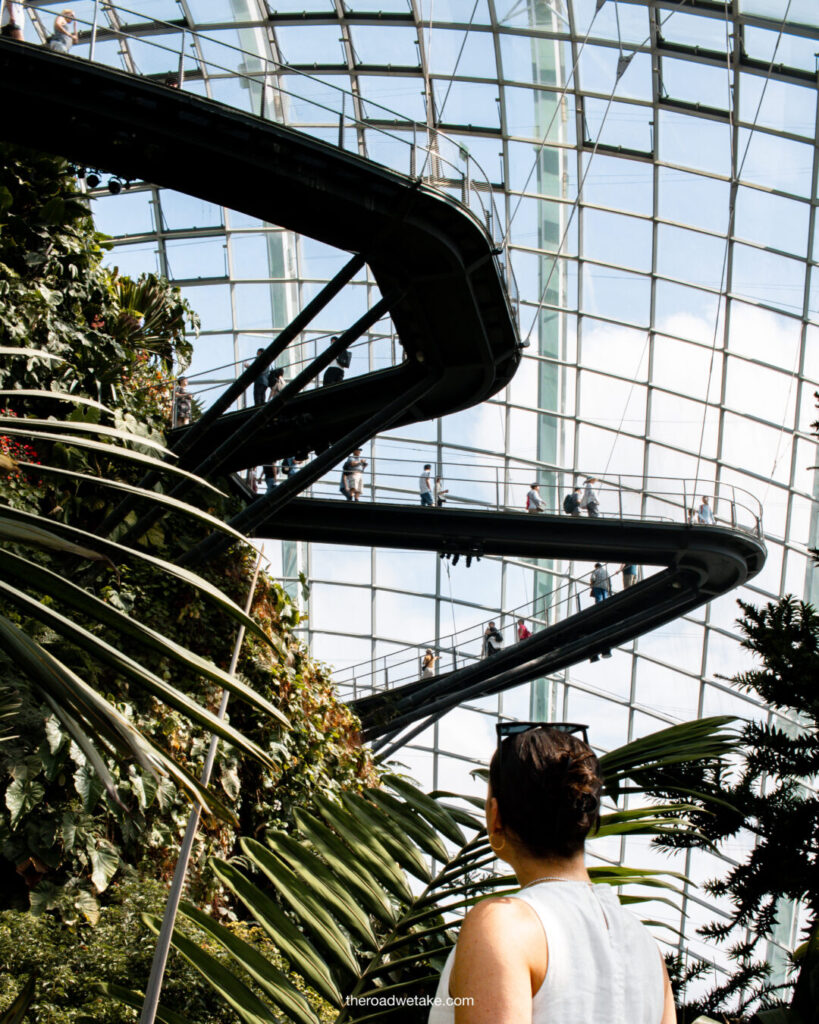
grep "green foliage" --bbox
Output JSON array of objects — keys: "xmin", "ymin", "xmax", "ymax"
[
  {"xmin": 0, "ymin": 141, "xmax": 377, "ymax": 1017},
  {"xmin": 646, "ymin": 597, "xmax": 819, "ymax": 1019},
  {"xmin": 0, "ymin": 143, "xmax": 197, "ymax": 430},
  {"xmin": 0, "ymin": 875, "xmax": 247, "ymax": 1023}
]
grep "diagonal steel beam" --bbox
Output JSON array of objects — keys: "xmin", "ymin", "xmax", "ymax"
[
  {"xmin": 94, "ymin": 253, "xmax": 366, "ymax": 544},
  {"xmin": 181, "ymin": 372, "xmax": 434, "ymax": 567}
]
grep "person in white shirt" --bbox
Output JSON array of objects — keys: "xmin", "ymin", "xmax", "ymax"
[
  {"xmin": 429, "ymin": 725, "xmax": 676, "ymax": 1024},
  {"xmin": 419, "ymin": 464, "xmax": 434, "ymax": 507},
  {"xmin": 698, "ymin": 496, "xmax": 715, "ymax": 525},
  {"xmin": 581, "ymin": 477, "xmax": 600, "ymax": 517},
  {"xmin": 434, "ymin": 477, "xmax": 449, "ymax": 507},
  {"xmin": 1, "ymin": 1, "xmax": 25, "ymax": 40},
  {"xmin": 526, "ymin": 482, "xmax": 546, "ymax": 512}
]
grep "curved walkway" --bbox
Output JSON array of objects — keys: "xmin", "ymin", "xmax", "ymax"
[{"xmin": 0, "ymin": 40, "xmax": 767, "ymax": 750}]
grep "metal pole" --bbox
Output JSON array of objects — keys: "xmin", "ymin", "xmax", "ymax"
[
  {"xmin": 177, "ymin": 29, "xmax": 186, "ymax": 88},
  {"xmin": 338, "ymin": 91, "xmax": 345, "ymax": 150},
  {"xmin": 89, "ymin": 0, "xmax": 99, "ymax": 62},
  {"xmin": 260, "ymin": 71, "xmax": 267, "ymax": 119},
  {"xmin": 139, "ymin": 550, "xmax": 264, "ymax": 1024},
  {"xmin": 618, "ymin": 474, "xmax": 623, "ymax": 519}
]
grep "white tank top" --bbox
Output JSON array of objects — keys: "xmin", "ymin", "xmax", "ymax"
[{"xmin": 428, "ymin": 880, "xmax": 665, "ymax": 1024}]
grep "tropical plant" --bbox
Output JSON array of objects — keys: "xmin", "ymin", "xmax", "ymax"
[
  {"xmin": 646, "ymin": 597, "xmax": 819, "ymax": 1019},
  {"xmin": 105, "ymin": 717, "xmax": 738, "ymax": 1024}
]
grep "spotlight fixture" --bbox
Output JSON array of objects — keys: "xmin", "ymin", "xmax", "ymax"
[
  {"xmin": 86, "ymin": 172, "xmax": 100, "ymax": 188},
  {"xmin": 108, "ymin": 178, "xmax": 122, "ymax": 195},
  {"xmin": 76, "ymin": 166, "xmax": 86, "ymax": 180}
]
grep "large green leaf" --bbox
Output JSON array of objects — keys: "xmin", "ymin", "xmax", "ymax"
[
  {"xmin": 261, "ymin": 827, "xmax": 378, "ymax": 945},
  {"xmin": 339, "ymin": 791, "xmax": 432, "ymax": 882},
  {"xmin": 0, "ymin": 548, "xmax": 286, "ymax": 725},
  {"xmin": 240, "ymin": 837, "xmax": 361, "ymax": 978},
  {"xmin": 0, "ymin": 613, "xmax": 236, "ymax": 821},
  {"xmin": 18, "ymin": 461, "xmax": 250, "ymax": 545},
  {"xmin": 313, "ymin": 792, "xmax": 414, "ymax": 903},
  {"xmin": 0, "ymin": 425, "xmax": 224, "ymax": 494},
  {"xmin": 0, "ymin": 577, "xmax": 277, "ymax": 771},
  {"xmin": 209, "ymin": 859, "xmax": 343, "ymax": 1005},
  {"xmin": 143, "ymin": 917, "xmax": 282, "ymax": 1024},
  {"xmin": 0, "ymin": 414, "xmax": 173, "ymax": 456},
  {"xmin": 0, "ymin": 505, "xmax": 273, "ymax": 651},
  {"xmin": 292, "ymin": 808, "xmax": 397, "ymax": 925},
  {"xmin": 176, "ymin": 905, "xmax": 320, "ymax": 1024},
  {"xmin": 0, "ymin": 514, "xmax": 108, "ymax": 562}
]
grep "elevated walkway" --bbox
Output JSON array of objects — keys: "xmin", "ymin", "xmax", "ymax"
[
  {"xmin": 0, "ymin": 37, "xmax": 766, "ymax": 752},
  {"xmin": 245, "ymin": 496, "xmax": 765, "ymax": 743}
]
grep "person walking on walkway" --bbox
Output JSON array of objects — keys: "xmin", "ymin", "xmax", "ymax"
[
  {"xmin": 46, "ymin": 10, "xmax": 78, "ymax": 53},
  {"xmin": 343, "ymin": 449, "xmax": 367, "ymax": 502},
  {"xmin": 269, "ymin": 367, "xmax": 285, "ymax": 398},
  {"xmin": 698, "ymin": 496, "xmax": 715, "ymax": 525},
  {"xmin": 620, "ymin": 564, "xmax": 637, "ymax": 589},
  {"xmin": 434, "ymin": 477, "xmax": 449, "ymax": 507},
  {"xmin": 419, "ymin": 464, "xmax": 434, "ymax": 507},
  {"xmin": 483, "ymin": 621, "xmax": 504, "ymax": 658},
  {"xmin": 563, "ymin": 485, "xmax": 583, "ymax": 516},
  {"xmin": 590, "ymin": 563, "xmax": 611, "ymax": 604},
  {"xmin": 526, "ymin": 482, "xmax": 546, "ymax": 513},
  {"xmin": 1, "ymin": 2, "xmax": 25, "ymax": 40},
  {"xmin": 516, "ymin": 618, "xmax": 532, "ymax": 641},
  {"xmin": 581, "ymin": 477, "xmax": 600, "ymax": 518},
  {"xmin": 420, "ymin": 649, "xmax": 438, "ymax": 678},
  {"xmin": 246, "ymin": 348, "xmax": 269, "ymax": 405},
  {"xmin": 429, "ymin": 725, "xmax": 676, "ymax": 1024}
]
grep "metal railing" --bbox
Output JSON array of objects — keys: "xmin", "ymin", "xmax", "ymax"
[
  {"xmin": 330, "ymin": 565, "xmax": 613, "ymax": 701},
  {"xmin": 277, "ymin": 467, "xmax": 764, "ymax": 538},
  {"xmin": 14, "ymin": 0, "xmax": 519, "ymax": 316}
]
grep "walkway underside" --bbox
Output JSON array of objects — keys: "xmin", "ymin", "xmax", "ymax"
[{"xmin": 249, "ymin": 500, "xmax": 766, "ymax": 739}]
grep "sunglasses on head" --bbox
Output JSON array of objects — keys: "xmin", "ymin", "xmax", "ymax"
[{"xmin": 495, "ymin": 721, "xmax": 590, "ymax": 747}]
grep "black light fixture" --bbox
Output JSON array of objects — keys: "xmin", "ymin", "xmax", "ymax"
[
  {"xmin": 86, "ymin": 172, "xmax": 100, "ymax": 188},
  {"xmin": 76, "ymin": 166, "xmax": 86, "ymax": 179},
  {"xmin": 108, "ymin": 178, "xmax": 122, "ymax": 195}
]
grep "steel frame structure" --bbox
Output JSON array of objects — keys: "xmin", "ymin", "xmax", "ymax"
[{"xmin": 7, "ymin": 0, "xmax": 819, "ymax": 993}]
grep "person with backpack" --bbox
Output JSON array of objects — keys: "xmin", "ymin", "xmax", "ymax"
[
  {"xmin": 323, "ymin": 341, "xmax": 351, "ymax": 386},
  {"xmin": 483, "ymin": 621, "xmax": 504, "ymax": 658},
  {"xmin": 563, "ymin": 486, "xmax": 583, "ymax": 516},
  {"xmin": 590, "ymin": 563, "xmax": 612, "ymax": 603},
  {"xmin": 526, "ymin": 483, "xmax": 546, "ymax": 513}
]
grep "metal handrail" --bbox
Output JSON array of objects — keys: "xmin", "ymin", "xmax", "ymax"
[
  {"xmin": 331, "ymin": 565, "xmax": 605, "ymax": 694},
  {"xmin": 22, "ymin": 0, "xmax": 519, "ymax": 316}
]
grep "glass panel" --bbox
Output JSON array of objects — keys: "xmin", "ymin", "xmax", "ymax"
[
  {"xmin": 582, "ymin": 209, "xmax": 652, "ymax": 273},
  {"xmin": 658, "ymin": 167, "xmax": 730, "ymax": 235},
  {"xmin": 583, "ymin": 153, "xmax": 654, "ymax": 216},
  {"xmin": 157, "ymin": 190, "xmax": 223, "ymax": 229},
  {"xmin": 657, "ymin": 224, "xmax": 727, "ymax": 290},
  {"xmin": 739, "ymin": 74, "xmax": 816, "ymax": 139},
  {"xmin": 731, "ymin": 245, "xmax": 805, "ymax": 315},
  {"xmin": 735, "ymin": 187, "xmax": 810, "ymax": 257},
  {"xmin": 350, "ymin": 26, "xmax": 420, "ymax": 67},
  {"xmin": 658, "ymin": 109, "xmax": 731, "ymax": 176},
  {"xmin": 166, "ymin": 236, "xmax": 227, "ymax": 279},
  {"xmin": 92, "ymin": 190, "xmax": 155, "ymax": 236}
]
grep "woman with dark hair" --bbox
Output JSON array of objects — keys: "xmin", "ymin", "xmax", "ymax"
[{"xmin": 429, "ymin": 724, "xmax": 675, "ymax": 1023}]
